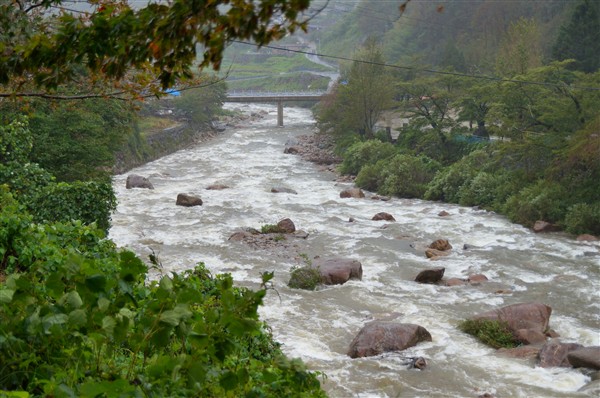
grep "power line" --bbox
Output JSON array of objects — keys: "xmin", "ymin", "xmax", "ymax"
[{"xmin": 230, "ymin": 40, "xmax": 600, "ymax": 92}]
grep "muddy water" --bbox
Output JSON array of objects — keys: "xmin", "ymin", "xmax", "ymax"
[{"xmin": 110, "ymin": 104, "xmax": 600, "ymax": 398}]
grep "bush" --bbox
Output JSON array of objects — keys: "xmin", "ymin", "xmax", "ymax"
[
  {"xmin": 31, "ymin": 180, "xmax": 117, "ymax": 233},
  {"xmin": 459, "ymin": 319, "xmax": 520, "ymax": 349},
  {"xmin": 564, "ymin": 202, "xmax": 600, "ymax": 235},
  {"xmin": 261, "ymin": 224, "xmax": 285, "ymax": 234},
  {"xmin": 424, "ymin": 150, "xmax": 492, "ymax": 203},
  {"xmin": 338, "ymin": 140, "xmax": 397, "ymax": 175},
  {"xmin": 458, "ymin": 171, "xmax": 514, "ymax": 209},
  {"xmin": 354, "ymin": 161, "xmax": 386, "ymax": 192},
  {"xmin": 0, "ymin": 193, "xmax": 327, "ymax": 397},
  {"xmin": 503, "ymin": 180, "xmax": 570, "ymax": 226},
  {"xmin": 378, "ymin": 154, "xmax": 441, "ymax": 198},
  {"xmin": 288, "ymin": 266, "xmax": 322, "ymax": 290}
]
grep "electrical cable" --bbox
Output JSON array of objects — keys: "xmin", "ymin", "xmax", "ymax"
[{"xmin": 230, "ymin": 40, "xmax": 600, "ymax": 91}]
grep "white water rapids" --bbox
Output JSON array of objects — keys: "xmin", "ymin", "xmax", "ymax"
[{"xmin": 110, "ymin": 104, "xmax": 600, "ymax": 398}]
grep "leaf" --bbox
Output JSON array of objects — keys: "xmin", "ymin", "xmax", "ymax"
[
  {"xmin": 219, "ymin": 370, "xmax": 239, "ymax": 391},
  {"xmin": 118, "ymin": 250, "xmax": 147, "ymax": 281},
  {"xmin": 102, "ymin": 315, "xmax": 116, "ymax": 335},
  {"xmin": 79, "ymin": 380, "xmax": 137, "ymax": 398},
  {"xmin": 97, "ymin": 297, "xmax": 110, "ymax": 312},
  {"xmin": 0, "ymin": 391, "xmax": 30, "ymax": 398},
  {"xmin": 159, "ymin": 304, "xmax": 192, "ymax": 326},
  {"xmin": 0, "ymin": 289, "xmax": 15, "ymax": 304},
  {"xmin": 61, "ymin": 291, "xmax": 83, "ymax": 308},
  {"xmin": 159, "ymin": 275, "xmax": 173, "ymax": 292},
  {"xmin": 42, "ymin": 313, "xmax": 68, "ymax": 333},
  {"xmin": 68, "ymin": 309, "xmax": 87, "ymax": 327},
  {"xmin": 85, "ymin": 274, "xmax": 106, "ymax": 292}
]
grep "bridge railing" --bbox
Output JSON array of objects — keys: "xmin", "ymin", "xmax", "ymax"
[{"xmin": 226, "ymin": 90, "xmax": 326, "ymax": 97}]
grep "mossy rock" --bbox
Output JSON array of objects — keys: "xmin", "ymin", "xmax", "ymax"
[{"xmin": 288, "ymin": 266, "xmax": 321, "ymax": 290}]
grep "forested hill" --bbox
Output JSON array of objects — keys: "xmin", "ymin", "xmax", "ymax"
[{"xmin": 315, "ymin": 0, "xmax": 574, "ymax": 72}]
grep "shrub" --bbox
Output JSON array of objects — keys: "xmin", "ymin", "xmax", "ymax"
[
  {"xmin": 261, "ymin": 224, "xmax": 284, "ymax": 234},
  {"xmin": 378, "ymin": 154, "xmax": 441, "ymax": 198},
  {"xmin": 288, "ymin": 266, "xmax": 322, "ymax": 290},
  {"xmin": 459, "ymin": 319, "xmax": 520, "ymax": 349},
  {"xmin": 354, "ymin": 161, "xmax": 386, "ymax": 192},
  {"xmin": 503, "ymin": 180, "xmax": 570, "ymax": 226},
  {"xmin": 0, "ymin": 192, "xmax": 327, "ymax": 397},
  {"xmin": 31, "ymin": 180, "xmax": 117, "ymax": 233},
  {"xmin": 458, "ymin": 171, "xmax": 514, "ymax": 209},
  {"xmin": 564, "ymin": 202, "xmax": 600, "ymax": 235},
  {"xmin": 338, "ymin": 140, "xmax": 397, "ymax": 175},
  {"xmin": 424, "ymin": 150, "xmax": 492, "ymax": 203}
]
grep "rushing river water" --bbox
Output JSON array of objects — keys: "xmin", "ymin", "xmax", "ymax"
[{"xmin": 110, "ymin": 104, "xmax": 600, "ymax": 398}]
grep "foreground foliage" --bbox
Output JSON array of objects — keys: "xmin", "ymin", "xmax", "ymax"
[
  {"xmin": 0, "ymin": 189, "xmax": 326, "ymax": 397},
  {"xmin": 1, "ymin": 0, "xmax": 312, "ymax": 99}
]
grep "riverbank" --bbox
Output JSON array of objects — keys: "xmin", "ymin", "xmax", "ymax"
[{"xmin": 112, "ymin": 110, "xmax": 268, "ymax": 175}]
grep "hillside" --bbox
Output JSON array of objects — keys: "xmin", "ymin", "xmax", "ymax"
[{"xmin": 315, "ymin": 0, "xmax": 573, "ymax": 71}]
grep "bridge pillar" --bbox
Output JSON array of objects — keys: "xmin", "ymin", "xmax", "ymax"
[{"xmin": 277, "ymin": 100, "xmax": 283, "ymax": 127}]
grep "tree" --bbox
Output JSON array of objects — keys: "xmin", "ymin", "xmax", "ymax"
[
  {"xmin": 0, "ymin": 98, "xmax": 136, "ymax": 181},
  {"xmin": 495, "ymin": 17, "xmax": 542, "ymax": 77},
  {"xmin": 490, "ymin": 61, "xmax": 598, "ymax": 139},
  {"xmin": 317, "ymin": 40, "xmax": 394, "ymax": 144},
  {"xmin": 397, "ymin": 72, "xmax": 461, "ymax": 134},
  {"xmin": 552, "ymin": 0, "xmax": 600, "ymax": 73},
  {"xmin": 456, "ymin": 79, "xmax": 495, "ymax": 138},
  {"xmin": 0, "ymin": 0, "xmax": 312, "ymax": 100}
]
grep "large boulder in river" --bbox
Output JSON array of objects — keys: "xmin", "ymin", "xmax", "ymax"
[
  {"xmin": 415, "ymin": 267, "xmax": 445, "ymax": 284},
  {"xmin": 347, "ymin": 322, "xmax": 432, "ymax": 358},
  {"xmin": 206, "ymin": 184, "xmax": 229, "ymax": 190},
  {"xmin": 176, "ymin": 193, "xmax": 203, "ymax": 207},
  {"xmin": 314, "ymin": 257, "xmax": 362, "ymax": 285},
  {"xmin": 372, "ymin": 212, "xmax": 395, "ymax": 221},
  {"xmin": 276, "ymin": 218, "xmax": 296, "ymax": 233},
  {"xmin": 577, "ymin": 234, "xmax": 599, "ymax": 242},
  {"xmin": 429, "ymin": 239, "xmax": 452, "ymax": 251},
  {"xmin": 533, "ymin": 220, "xmax": 561, "ymax": 233},
  {"xmin": 126, "ymin": 174, "xmax": 154, "ymax": 189},
  {"xmin": 567, "ymin": 346, "xmax": 600, "ymax": 370},
  {"xmin": 271, "ymin": 187, "xmax": 298, "ymax": 194},
  {"xmin": 340, "ymin": 188, "xmax": 365, "ymax": 199},
  {"xmin": 538, "ymin": 340, "xmax": 584, "ymax": 368},
  {"xmin": 473, "ymin": 302, "xmax": 552, "ymax": 338}
]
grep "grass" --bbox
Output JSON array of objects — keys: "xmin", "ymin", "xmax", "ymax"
[
  {"xmin": 137, "ymin": 116, "xmax": 181, "ymax": 135},
  {"xmin": 221, "ymin": 53, "xmax": 333, "ymax": 77},
  {"xmin": 459, "ymin": 319, "xmax": 520, "ymax": 349},
  {"xmin": 287, "ymin": 266, "xmax": 322, "ymax": 290},
  {"xmin": 260, "ymin": 224, "xmax": 284, "ymax": 234}
]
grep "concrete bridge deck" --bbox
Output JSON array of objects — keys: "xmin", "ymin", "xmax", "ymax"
[{"xmin": 224, "ymin": 91, "xmax": 326, "ymax": 126}]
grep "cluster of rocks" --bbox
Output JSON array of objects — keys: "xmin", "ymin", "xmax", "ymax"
[
  {"xmin": 475, "ymin": 303, "xmax": 599, "ymax": 393},
  {"xmin": 218, "ymin": 109, "xmax": 269, "ymax": 129},
  {"xmin": 228, "ymin": 218, "xmax": 311, "ymax": 254},
  {"xmin": 284, "ymin": 134, "xmax": 341, "ymax": 171}
]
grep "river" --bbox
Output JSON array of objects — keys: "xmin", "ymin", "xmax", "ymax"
[{"xmin": 109, "ymin": 104, "xmax": 599, "ymax": 398}]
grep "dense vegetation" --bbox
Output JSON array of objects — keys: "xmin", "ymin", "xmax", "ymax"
[
  {"xmin": 315, "ymin": 0, "xmax": 600, "ymax": 236},
  {"xmin": 0, "ymin": 186, "xmax": 325, "ymax": 397}
]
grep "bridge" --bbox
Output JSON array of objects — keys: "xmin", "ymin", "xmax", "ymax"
[{"xmin": 224, "ymin": 90, "xmax": 326, "ymax": 126}]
